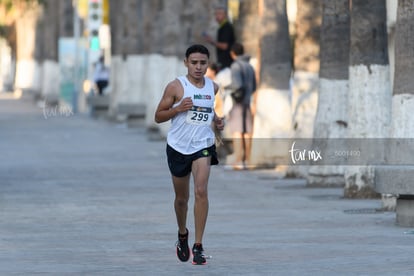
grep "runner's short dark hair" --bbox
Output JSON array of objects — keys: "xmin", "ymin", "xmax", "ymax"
[{"xmin": 186, "ymin": 44, "xmax": 210, "ymax": 59}]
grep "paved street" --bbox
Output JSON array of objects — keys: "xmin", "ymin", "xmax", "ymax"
[{"xmin": 1, "ymin": 94, "xmax": 414, "ymax": 275}]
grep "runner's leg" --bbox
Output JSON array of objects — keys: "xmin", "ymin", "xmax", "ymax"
[
  {"xmin": 191, "ymin": 157, "xmax": 211, "ymax": 244},
  {"xmin": 172, "ymin": 174, "xmax": 190, "ymax": 235}
]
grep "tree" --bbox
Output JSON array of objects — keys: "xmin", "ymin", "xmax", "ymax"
[
  {"xmin": 390, "ymin": 2, "xmax": 414, "ymax": 139},
  {"xmin": 107, "ymin": 0, "xmax": 150, "ymax": 121},
  {"xmin": 236, "ymin": 0, "xmax": 260, "ymax": 60},
  {"xmin": 0, "ymin": 0, "xmax": 44, "ymax": 92},
  {"xmin": 293, "ymin": 0, "xmax": 321, "ymax": 73},
  {"xmin": 307, "ymin": 0, "xmax": 350, "ymax": 186},
  {"xmin": 35, "ymin": 0, "xmax": 58, "ymax": 62},
  {"xmin": 107, "ymin": 0, "xmax": 215, "ymax": 136},
  {"xmin": 344, "ymin": 0, "xmax": 391, "ymax": 198},
  {"xmin": 379, "ymin": 0, "xmax": 414, "ymax": 215},
  {"xmin": 291, "ymin": 0, "xmax": 321, "ymax": 140},
  {"xmin": 251, "ymin": 0, "xmax": 293, "ymax": 167},
  {"xmin": 259, "ymin": 0, "xmax": 291, "ymax": 91},
  {"xmin": 109, "ymin": 0, "xmax": 143, "ymax": 57},
  {"xmin": 14, "ymin": 2, "xmax": 41, "ymax": 91},
  {"xmin": 34, "ymin": 0, "xmax": 59, "ymax": 101}
]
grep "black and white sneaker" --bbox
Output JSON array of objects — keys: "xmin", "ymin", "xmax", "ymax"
[
  {"xmin": 176, "ymin": 229, "xmax": 190, "ymax": 262},
  {"xmin": 192, "ymin": 243, "xmax": 207, "ymax": 265}
]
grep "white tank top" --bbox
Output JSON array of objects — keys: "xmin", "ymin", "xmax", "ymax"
[{"xmin": 167, "ymin": 76, "xmax": 216, "ymax": 154}]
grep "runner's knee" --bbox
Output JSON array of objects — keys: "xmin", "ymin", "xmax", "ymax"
[
  {"xmin": 194, "ymin": 185, "xmax": 208, "ymax": 199},
  {"xmin": 175, "ymin": 197, "xmax": 189, "ymax": 208}
]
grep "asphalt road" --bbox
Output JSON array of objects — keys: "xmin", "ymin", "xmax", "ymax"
[{"xmin": 1, "ymin": 94, "xmax": 414, "ymax": 275}]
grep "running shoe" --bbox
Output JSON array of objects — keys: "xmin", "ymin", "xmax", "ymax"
[
  {"xmin": 192, "ymin": 243, "xmax": 207, "ymax": 265},
  {"xmin": 176, "ymin": 229, "xmax": 190, "ymax": 262}
]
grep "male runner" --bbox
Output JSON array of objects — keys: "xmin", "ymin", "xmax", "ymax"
[{"xmin": 154, "ymin": 44, "xmax": 224, "ymax": 265}]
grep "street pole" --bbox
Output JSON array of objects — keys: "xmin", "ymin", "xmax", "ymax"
[{"xmin": 73, "ymin": 0, "xmax": 80, "ymax": 113}]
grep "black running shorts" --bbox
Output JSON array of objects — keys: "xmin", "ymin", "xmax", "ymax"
[{"xmin": 166, "ymin": 144, "xmax": 219, "ymax": 177}]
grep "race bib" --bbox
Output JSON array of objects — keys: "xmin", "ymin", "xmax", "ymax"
[{"xmin": 185, "ymin": 105, "xmax": 214, "ymax": 125}]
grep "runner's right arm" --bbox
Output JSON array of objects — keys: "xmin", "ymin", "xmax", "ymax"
[{"xmin": 154, "ymin": 80, "xmax": 192, "ymax": 123}]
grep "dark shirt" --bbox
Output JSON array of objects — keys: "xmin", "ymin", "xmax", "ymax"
[{"xmin": 216, "ymin": 21, "xmax": 235, "ymax": 70}]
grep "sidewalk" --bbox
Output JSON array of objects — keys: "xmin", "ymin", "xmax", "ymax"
[{"xmin": 1, "ymin": 95, "xmax": 414, "ymax": 275}]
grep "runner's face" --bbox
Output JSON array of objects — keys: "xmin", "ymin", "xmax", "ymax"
[{"xmin": 185, "ymin": 53, "xmax": 209, "ymax": 80}]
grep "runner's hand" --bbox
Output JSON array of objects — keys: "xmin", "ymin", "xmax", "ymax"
[
  {"xmin": 214, "ymin": 117, "xmax": 225, "ymax": 131},
  {"xmin": 177, "ymin": 97, "xmax": 193, "ymax": 112}
]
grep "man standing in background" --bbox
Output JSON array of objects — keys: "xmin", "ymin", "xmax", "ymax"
[
  {"xmin": 203, "ymin": 6, "xmax": 235, "ymax": 71},
  {"xmin": 226, "ymin": 42, "xmax": 257, "ymax": 170}
]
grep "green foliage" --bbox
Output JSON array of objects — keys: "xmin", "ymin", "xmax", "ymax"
[
  {"xmin": 0, "ymin": 0, "xmax": 45, "ymax": 11},
  {"xmin": 0, "ymin": 24, "xmax": 7, "ymax": 37},
  {"xmin": 0, "ymin": 0, "xmax": 45, "ymax": 39}
]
